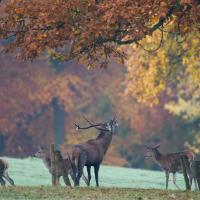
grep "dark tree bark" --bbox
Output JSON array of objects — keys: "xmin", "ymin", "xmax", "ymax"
[{"xmin": 52, "ymin": 97, "xmax": 65, "ymax": 150}]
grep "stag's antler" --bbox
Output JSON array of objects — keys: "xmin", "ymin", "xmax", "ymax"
[
  {"xmin": 74, "ymin": 122, "xmax": 101, "ymax": 130},
  {"xmin": 153, "ymin": 143, "xmax": 161, "ymax": 149},
  {"xmin": 144, "ymin": 143, "xmax": 161, "ymax": 149},
  {"xmin": 74, "ymin": 116, "xmax": 109, "ymax": 132},
  {"xmin": 82, "ymin": 116, "xmax": 103, "ymax": 127}
]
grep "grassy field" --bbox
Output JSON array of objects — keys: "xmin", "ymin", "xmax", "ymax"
[
  {"xmin": 1, "ymin": 187, "xmax": 200, "ymax": 200},
  {"xmin": 0, "ymin": 157, "xmax": 199, "ymax": 200}
]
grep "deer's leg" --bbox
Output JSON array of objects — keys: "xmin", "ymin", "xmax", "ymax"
[
  {"xmin": 86, "ymin": 166, "xmax": 91, "ymax": 186},
  {"xmin": 63, "ymin": 175, "xmax": 71, "ymax": 187},
  {"xmin": 186, "ymin": 161, "xmax": 194, "ymax": 189},
  {"xmin": 192, "ymin": 177, "xmax": 198, "ymax": 191},
  {"xmin": 69, "ymin": 162, "xmax": 77, "ymax": 186},
  {"xmin": 195, "ymin": 179, "xmax": 198, "ymax": 191},
  {"xmin": 82, "ymin": 171, "xmax": 89, "ymax": 186},
  {"xmin": 75, "ymin": 153, "xmax": 86, "ymax": 186},
  {"xmin": 173, "ymin": 173, "xmax": 180, "ymax": 190},
  {"xmin": 3, "ymin": 171, "xmax": 14, "ymax": 186},
  {"xmin": 56, "ymin": 176, "xmax": 61, "ymax": 186},
  {"xmin": 187, "ymin": 163, "xmax": 198, "ymax": 190},
  {"xmin": 165, "ymin": 171, "xmax": 169, "ymax": 189},
  {"xmin": 69, "ymin": 170, "xmax": 76, "ymax": 186},
  {"xmin": 94, "ymin": 164, "xmax": 100, "ymax": 187},
  {"xmin": 188, "ymin": 172, "xmax": 196, "ymax": 190},
  {"xmin": 0, "ymin": 177, "xmax": 6, "ymax": 186},
  {"xmin": 188, "ymin": 172, "xmax": 193, "ymax": 188}
]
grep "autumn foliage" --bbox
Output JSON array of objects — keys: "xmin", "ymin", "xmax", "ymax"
[
  {"xmin": 0, "ymin": 0, "xmax": 199, "ymax": 66},
  {"xmin": 122, "ymin": 30, "xmax": 200, "ymax": 106},
  {"xmin": 0, "ymin": 56, "xmax": 91, "ymax": 133},
  {"xmin": 0, "ymin": 0, "xmax": 200, "ymax": 167}
]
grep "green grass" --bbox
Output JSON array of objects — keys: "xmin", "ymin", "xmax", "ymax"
[
  {"xmin": 1, "ymin": 187, "xmax": 200, "ymax": 200},
  {"xmin": 0, "ymin": 157, "xmax": 199, "ymax": 200},
  {"xmin": 0, "ymin": 157, "xmax": 188, "ymax": 189}
]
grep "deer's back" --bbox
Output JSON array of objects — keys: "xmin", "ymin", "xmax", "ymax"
[
  {"xmin": 159, "ymin": 151, "xmax": 193, "ymax": 172},
  {"xmin": 159, "ymin": 154, "xmax": 181, "ymax": 172}
]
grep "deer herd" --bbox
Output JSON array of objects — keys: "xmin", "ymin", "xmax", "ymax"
[{"xmin": 0, "ymin": 117, "xmax": 199, "ymax": 190}]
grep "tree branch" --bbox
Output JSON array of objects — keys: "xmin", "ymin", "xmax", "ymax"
[{"xmin": 112, "ymin": 3, "xmax": 178, "ymax": 45}]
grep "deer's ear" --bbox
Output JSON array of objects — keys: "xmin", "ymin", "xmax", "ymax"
[
  {"xmin": 38, "ymin": 146, "xmax": 45, "ymax": 151},
  {"xmin": 154, "ymin": 143, "xmax": 161, "ymax": 149},
  {"xmin": 113, "ymin": 116, "xmax": 117, "ymax": 122}
]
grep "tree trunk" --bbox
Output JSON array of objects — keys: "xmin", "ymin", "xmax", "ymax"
[
  {"xmin": 52, "ymin": 97, "xmax": 65, "ymax": 150},
  {"xmin": 50, "ymin": 144, "xmax": 59, "ymax": 185}
]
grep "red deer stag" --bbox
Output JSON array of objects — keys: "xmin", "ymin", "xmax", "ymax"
[
  {"xmin": 0, "ymin": 159, "xmax": 15, "ymax": 186},
  {"xmin": 72, "ymin": 117, "xmax": 118, "ymax": 187},
  {"xmin": 35, "ymin": 146, "xmax": 88, "ymax": 186},
  {"xmin": 145, "ymin": 144, "xmax": 197, "ymax": 190}
]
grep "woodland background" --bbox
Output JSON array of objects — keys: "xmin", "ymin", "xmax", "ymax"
[{"xmin": 0, "ymin": 0, "xmax": 200, "ymax": 170}]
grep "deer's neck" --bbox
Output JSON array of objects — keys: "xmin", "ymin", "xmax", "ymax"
[
  {"xmin": 153, "ymin": 149, "xmax": 162, "ymax": 161},
  {"xmin": 97, "ymin": 132, "xmax": 112, "ymax": 154},
  {"xmin": 42, "ymin": 155, "xmax": 51, "ymax": 171}
]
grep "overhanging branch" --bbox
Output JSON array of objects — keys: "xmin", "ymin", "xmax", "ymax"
[
  {"xmin": 0, "ymin": 1, "xmax": 183, "ymax": 61},
  {"xmin": 112, "ymin": 3, "xmax": 178, "ymax": 45}
]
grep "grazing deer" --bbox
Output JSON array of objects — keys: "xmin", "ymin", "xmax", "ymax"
[
  {"xmin": 145, "ymin": 144, "xmax": 197, "ymax": 190},
  {"xmin": 0, "ymin": 159, "xmax": 15, "ymax": 186},
  {"xmin": 34, "ymin": 146, "xmax": 88, "ymax": 186},
  {"xmin": 72, "ymin": 117, "xmax": 118, "ymax": 187}
]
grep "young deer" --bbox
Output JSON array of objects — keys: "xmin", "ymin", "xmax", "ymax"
[
  {"xmin": 34, "ymin": 147, "xmax": 88, "ymax": 186},
  {"xmin": 72, "ymin": 117, "xmax": 118, "ymax": 187},
  {"xmin": 0, "ymin": 159, "xmax": 15, "ymax": 186},
  {"xmin": 145, "ymin": 144, "xmax": 197, "ymax": 190}
]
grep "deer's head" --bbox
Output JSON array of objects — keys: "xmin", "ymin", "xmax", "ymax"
[
  {"xmin": 34, "ymin": 146, "xmax": 47, "ymax": 158},
  {"xmin": 74, "ymin": 116, "xmax": 118, "ymax": 134},
  {"xmin": 145, "ymin": 143, "xmax": 161, "ymax": 158},
  {"xmin": 105, "ymin": 117, "xmax": 118, "ymax": 134}
]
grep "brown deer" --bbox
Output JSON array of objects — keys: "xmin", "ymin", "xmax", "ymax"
[
  {"xmin": 72, "ymin": 117, "xmax": 118, "ymax": 187},
  {"xmin": 145, "ymin": 144, "xmax": 197, "ymax": 190},
  {"xmin": 0, "ymin": 159, "xmax": 15, "ymax": 186},
  {"xmin": 34, "ymin": 146, "xmax": 88, "ymax": 186}
]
